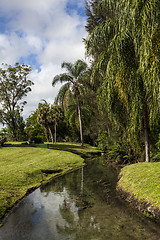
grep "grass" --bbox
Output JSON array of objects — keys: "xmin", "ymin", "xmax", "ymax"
[
  {"xmin": 47, "ymin": 142, "xmax": 100, "ymax": 155},
  {"xmin": 118, "ymin": 162, "xmax": 160, "ymax": 207},
  {"xmin": 0, "ymin": 142, "xmax": 99, "ymax": 222}
]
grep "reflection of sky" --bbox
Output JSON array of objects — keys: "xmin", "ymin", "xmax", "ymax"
[{"xmin": 0, "ymin": 187, "xmax": 79, "ymax": 240}]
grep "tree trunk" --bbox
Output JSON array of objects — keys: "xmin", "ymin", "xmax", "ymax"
[
  {"xmin": 48, "ymin": 126, "xmax": 54, "ymax": 143},
  {"xmin": 80, "ymin": 167, "xmax": 84, "ymax": 195},
  {"xmin": 11, "ymin": 115, "xmax": 17, "ymax": 141},
  {"xmin": 77, "ymin": 99, "xmax": 83, "ymax": 146},
  {"xmin": 44, "ymin": 127, "xmax": 49, "ymax": 142},
  {"xmin": 144, "ymin": 111, "xmax": 150, "ymax": 162},
  {"xmin": 54, "ymin": 122, "xmax": 57, "ymax": 144},
  {"xmin": 144, "ymin": 127, "xmax": 150, "ymax": 162}
]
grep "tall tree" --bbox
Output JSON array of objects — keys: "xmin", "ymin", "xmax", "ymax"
[
  {"xmin": 0, "ymin": 63, "xmax": 33, "ymax": 140},
  {"xmin": 52, "ymin": 60, "xmax": 88, "ymax": 146},
  {"xmin": 50, "ymin": 105, "xmax": 64, "ymax": 144},
  {"xmin": 25, "ymin": 110, "xmax": 45, "ymax": 143},
  {"xmin": 37, "ymin": 100, "xmax": 64, "ymax": 143},
  {"xmin": 37, "ymin": 100, "xmax": 52, "ymax": 142},
  {"xmin": 85, "ymin": 0, "xmax": 160, "ymax": 162}
]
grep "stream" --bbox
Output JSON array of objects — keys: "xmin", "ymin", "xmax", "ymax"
[{"xmin": 1, "ymin": 157, "xmax": 160, "ymax": 240}]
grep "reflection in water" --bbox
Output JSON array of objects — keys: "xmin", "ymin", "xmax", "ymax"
[
  {"xmin": 80, "ymin": 167, "xmax": 84, "ymax": 195},
  {"xmin": 0, "ymin": 157, "xmax": 160, "ymax": 240}
]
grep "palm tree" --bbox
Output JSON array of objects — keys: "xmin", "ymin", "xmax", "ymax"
[
  {"xmin": 37, "ymin": 100, "xmax": 53, "ymax": 143},
  {"xmin": 50, "ymin": 105, "xmax": 64, "ymax": 144},
  {"xmin": 52, "ymin": 60, "xmax": 88, "ymax": 146}
]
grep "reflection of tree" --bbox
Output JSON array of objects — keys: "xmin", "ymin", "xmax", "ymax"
[
  {"xmin": 40, "ymin": 180, "xmax": 64, "ymax": 196},
  {"xmin": 56, "ymin": 199, "xmax": 77, "ymax": 236},
  {"xmin": 40, "ymin": 168, "xmax": 83, "ymax": 196},
  {"xmin": 80, "ymin": 167, "xmax": 84, "ymax": 195},
  {"xmin": 37, "ymin": 157, "xmax": 160, "ymax": 239},
  {"xmin": 56, "ymin": 198, "xmax": 101, "ymax": 240},
  {"xmin": 53, "ymin": 158, "xmax": 121, "ymax": 239}
]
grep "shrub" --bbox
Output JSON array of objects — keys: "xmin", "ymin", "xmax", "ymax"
[
  {"xmin": 0, "ymin": 132, "xmax": 7, "ymax": 146},
  {"xmin": 29, "ymin": 136, "xmax": 44, "ymax": 144},
  {"xmin": 97, "ymin": 131, "xmax": 108, "ymax": 152}
]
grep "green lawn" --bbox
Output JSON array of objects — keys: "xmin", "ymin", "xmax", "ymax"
[
  {"xmin": 0, "ymin": 143, "xmax": 97, "ymax": 222},
  {"xmin": 118, "ymin": 162, "xmax": 160, "ymax": 207}
]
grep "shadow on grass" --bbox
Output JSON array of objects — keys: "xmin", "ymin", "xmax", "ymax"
[
  {"xmin": 47, "ymin": 143, "xmax": 83, "ymax": 151},
  {"xmin": 4, "ymin": 142, "xmax": 82, "ymax": 149},
  {"xmin": 3, "ymin": 142, "xmax": 100, "ymax": 157}
]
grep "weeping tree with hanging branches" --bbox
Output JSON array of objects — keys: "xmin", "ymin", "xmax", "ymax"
[
  {"xmin": 52, "ymin": 59, "xmax": 88, "ymax": 146},
  {"xmin": 85, "ymin": 0, "xmax": 160, "ymax": 162}
]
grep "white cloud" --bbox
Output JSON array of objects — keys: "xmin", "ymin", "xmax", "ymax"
[
  {"xmin": 0, "ymin": 0, "xmax": 87, "ymax": 120},
  {"xmin": 0, "ymin": 0, "xmax": 68, "ymax": 12},
  {"xmin": 0, "ymin": 33, "xmax": 26, "ymax": 64},
  {"xmin": 23, "ymin": 63, "xmax": 66, "ymax": 118}
]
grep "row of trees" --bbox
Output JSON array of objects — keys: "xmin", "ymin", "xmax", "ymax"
[
  {"xmin": 37, "ymin": 101, "xmax": 64, "ymax": 143},
  {"xmin": 0, "ymin": 61, "xmax": 91, "ymax": 145},
  {"xmin": 83, "ymin": 0, "xmax": 160, "ymax": 162},
  {"xmin": 50, "ymin": 0, "xmax": 160, "ymax": 162},
  {"xmin": 1, "ymin": 0, "xmax": 160, "ymax": 163}
]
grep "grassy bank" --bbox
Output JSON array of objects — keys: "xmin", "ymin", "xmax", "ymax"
[
  {"xmin": 117, "ymin": 162, "xmax": 160, "ymax": 218},
  {"xmin": 0, "ymin": 143, "xmax": 98, "ymax": 222}
]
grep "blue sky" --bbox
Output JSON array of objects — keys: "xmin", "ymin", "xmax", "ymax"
[{"xmin": 0, "ymin": 0, "xmax": 87, "ymax": 119}]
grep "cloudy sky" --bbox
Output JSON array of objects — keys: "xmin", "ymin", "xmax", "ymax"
[{"xmin": 0, "ymin": 0, "xmax": 87, "ymax": 119}]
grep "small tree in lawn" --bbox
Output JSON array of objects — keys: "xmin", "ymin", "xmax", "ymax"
[{"xmin": 0, "ymin": 63, "xmax": 33, "ymax": 140}]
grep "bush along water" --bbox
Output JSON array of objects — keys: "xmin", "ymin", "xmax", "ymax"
[{"xmin": 97, "ymin": 131, "xmax": 135, "ymax": 164}]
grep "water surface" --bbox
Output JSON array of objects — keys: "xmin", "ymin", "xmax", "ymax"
[{"xmin": 1, "ymin": 157, "xmax": 160, "ymax": 240}]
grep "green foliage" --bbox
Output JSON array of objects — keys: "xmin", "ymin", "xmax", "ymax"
[
  {"xmin": 151, "ymin": 134, "xmax": 160, "ymax": 161},
  {"xmin": 50, "ymin": 104, "xmax": 64, "ymax": 143},
  {"xmin": 37, "ymin": 100, "xmax": 64, "ymax": 143},
  {"xmin": 85, "ymin": 0, "xmax": 160, "ymax": 161},
  {"xmin": 25, "ymin": 111, "xmax": 45, "ymax": 143},
  {"xmin": 0, "ymin": 129, "xmax": 7, "ymax": 146},
  {"xmin": 51, "ymin": 105, "xmax": 64, "ymax": 125},
  {"xmin": 97, "ymin": 131, "xmax": 108, "ymax": 152},
  {"xmin": 0, "ymin": 63, "xmax": 33, "ymax": 140},
  {"xmin": 52, "ymin": 59, "xmax": 88, "ymax": 146},
  {"xmin": 3, "ymin": 110, "xmax": 27, "ymax": 141},
  {"xmin": 0, "ymin": 144, "xmax": 85, "ymax": 221},
  {"xmin": 155, "ymin": 134, "xmax": 160, "ymax": 152},
  {"xmin": 0, "ymin": 63, "xmax": 33, "ymax": 112},
  {"xmin": 37, "ymin": 100, "xmax": 53, "ymax": 142}
]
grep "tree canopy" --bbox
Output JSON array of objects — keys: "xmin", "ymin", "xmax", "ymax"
[
  {"xmin": 1, "ymin": 1, "xmax": 160, "ymax": 163},
  {"xmin": 52, "ymin": 59, "xmax": 88, "ymax": 146},
  {"xmin": 0, "ymin": 63, "xmax": 33, "ymax": 140},
  {"xmin": 84, "ymin": 0, "xmax": 160, "ymax": 162}
]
